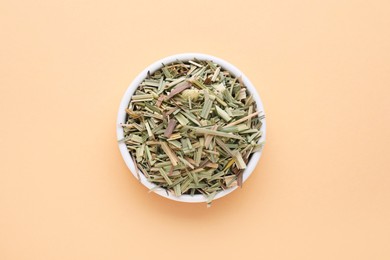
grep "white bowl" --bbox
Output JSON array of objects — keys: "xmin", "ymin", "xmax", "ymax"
[{"xmin": 117, "ymin": 53, "xmax": 266, "ymax": 203}]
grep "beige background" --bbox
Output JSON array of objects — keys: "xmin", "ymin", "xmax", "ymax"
[{"xmin": 1, "ymin": 0, "xmax": 390, "ymax": 259}]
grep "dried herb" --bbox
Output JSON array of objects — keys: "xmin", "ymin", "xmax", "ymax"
[{"xmin": 120, "ymin": 59, "xmax": 265, "ymax": 205}]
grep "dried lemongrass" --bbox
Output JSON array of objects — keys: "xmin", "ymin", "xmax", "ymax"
[
  {"xmin": 164, "ymin": 119, "xmax": 177, "ymax": 138},
  {"xmin": 119, "ymin": 59, "xmax": 265, "ymax": 205}
]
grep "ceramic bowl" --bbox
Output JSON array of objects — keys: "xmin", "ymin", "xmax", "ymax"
[{"xmin": 117, "ymin": 53, "xmax": 266, "ymax": 203}]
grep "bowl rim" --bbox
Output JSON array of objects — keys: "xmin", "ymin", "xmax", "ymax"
[{"xmin": 116, "ymin": 53, "xmax": 266, "ymax": 203}]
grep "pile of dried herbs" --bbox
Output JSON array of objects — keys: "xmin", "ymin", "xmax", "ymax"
[{"xmin": 120, "ymin": 59, "xmax": 264, "ymax": 204}]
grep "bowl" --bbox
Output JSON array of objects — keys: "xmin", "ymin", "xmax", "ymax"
[{"xmin": 117, "ymin": 53, "xmax": 266, "ymax": 203}]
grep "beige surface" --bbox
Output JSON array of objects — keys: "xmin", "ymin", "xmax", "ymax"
[{"xmin": 1, "ymin": 0, "xmax": 390, "ymax": 259}]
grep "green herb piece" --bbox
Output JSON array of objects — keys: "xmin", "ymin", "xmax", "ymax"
[
  {"xmin": 215, "ymin": 105, "xmax": 232, "ymax": 122},
  {"xmin": 175, "ymin": 112, "xmax": 189, "ymax": 126},
  {"xmin": 224, "ymin": 111, "xmax": 260, "ymax": 128},
  {"xmin": 123, "ymin": 134, "xmax": 143, "ymax": 143},
  {"xmin": 173, "ymin": 184, "xmax": 182, "ymax": 196},
  {"xmin": 247, "ymin": 105, "xmax": 253, "ymax": 127},
  {"xmin": 159, "ymin": 168, "xmax": 172, "ymax": 185},
  {"xmin": 167, "ymin": 77, "xmax": 186, "ymax": 87},
  {"xmin": 188, "ymin": 60, "xmax": 203, "ymax": 67},
  {"xmin": 194, "ymin": 138, "xmax": 204, "ymax": 166},
  {"xmin": 142, "ymin": 79, "xmax": 160, "ymax": 87},
  {"xmin": 167, "ymin": 133, "xmax": 182, "ymax": 141},
  {"xmin": 190, "ymin": 78, "xmax": 207, "ymax": 89},
  {"xmin": 162, "ymin": 67, "xmax": 172, "ymax": 78},
  {"xmin": 136, "ymin": 144, "xmax": 145, "ymax": 162},
  {"xmin": 145, "ymin": 121, "xmax": 154, "ymax": 139},
  {"xmin": 233, "ymin": 151, "xmax": 246, "ymax": 169},
  {"xmin": 211, "ymin": 67, "xmax": 221, "ymax": 82},
  {"xmin": 219, "ymin": 124, "xmax": 249, "ymax": 133},
  {"xmin": 181, "ymin": 110, "xmax": 201, "ymax": 126},
  {"xmin": 145, "ymin": 145, "xmax": 155, "ymax": 166},
  {"xmin": 131, "ymin": 94, "xmax": 154, "ymax": 101},
  {"xmin": 179, "ymin": 157, "xmax": 195, "ymax": 169},
  {"xmin": 184, "ymin": 126, "xmax": 244, "ymax": 140},
  {"xmin": 200, "ymin": 91, "xmax": 212, "ymax": 119},
  {"xmin": 204, "ymin": 125, "xmax": 218, "ymax": 149}
]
